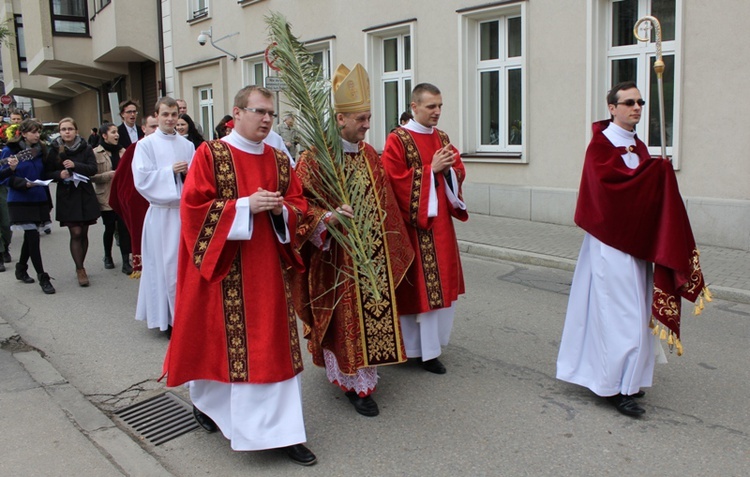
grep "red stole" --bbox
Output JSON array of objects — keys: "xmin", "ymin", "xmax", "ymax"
[{"xmin": 575, "ymin": 120, "xmax": 709, "ymax": 354}]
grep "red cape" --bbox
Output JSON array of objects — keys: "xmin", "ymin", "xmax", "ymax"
[
  {"xmin": 575, "ymin": 120, "xmax": 707, "ymax": 349},
  {"xmin": 108, "ymin": 143, "xmax": 149, "ymax": 273}
]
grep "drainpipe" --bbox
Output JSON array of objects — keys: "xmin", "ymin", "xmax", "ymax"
[{"xmin": 157, "ymin": 0, "xmax": 166, "ymax": 97}]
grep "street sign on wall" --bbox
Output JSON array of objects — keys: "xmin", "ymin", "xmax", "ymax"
[
  {"xmin": 264, "ymin": 76, "xmax": 287, "ymax": 92},
  {"xmin": 0, "ymin": 95, "xmax": 12, "ymax": 106}
]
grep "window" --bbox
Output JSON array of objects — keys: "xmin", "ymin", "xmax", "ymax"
[
  {"xmin": 198, "ymin": 87, "xmax": 214, "ymax": 140},
  {"xmin": 459, "ymin": 3, "xmax": 527, "ymax": 160},
  {"xmin": 14, "ymin": 15, "xmax": 26, "ymax": 72},
  {"xmin": 189, "ymin": 0, "xmax": 209, "ymax": 21},
  {"xmin": 606, "ymin": 0, "xmax": 679, "ymax": 158},
  {"xmin": 99, "ymin": 0, "xmax": 112, "ymax": 10},
  {"xmin": 306, "ymin": 40, "xmax": 333, "ymax": 79},
  {"xmin": 242, "ymin": 57, "xmax": 268, "ymax": 88},
  {"xmin": 50, "ymin": 0, "xmax": 88, "ymax": 35},
  {"xmin": 366, "ymin": 22, "xmax": 414, "ymax": 149}
]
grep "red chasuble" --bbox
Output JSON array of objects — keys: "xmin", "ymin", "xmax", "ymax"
[
  {"xmin": 292, "ymin": 143, "xmax": 414, "ymax": 373},
  {"xmin": 381, "ymin": 127, "xmax": 468, "ymax": 315},
  {"xmin": 575, "ymin": 120, "xmax": 708, "ymax": 350},
  {"xmin": 163, "ymin": 140, "xmax": 307, "ymax": 386},
  {"xmin": 108, "ymin": 143, "xmax": 149, "ymax": 273}
]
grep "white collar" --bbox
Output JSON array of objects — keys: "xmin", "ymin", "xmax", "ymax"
[
  {"xmin": 403, "ymin": 119, "xmax": 433, "ymax": 134},
  {"xmin": 606, "ymin": 121, "xmax": 636, "ymax": 140},
  {"xmin": 341, "ymin": 138, "xmax": 360, "ymax": 153},
  {"xmin": 223, "ymin": 130, "xmax": 264, "ymax": 154}
]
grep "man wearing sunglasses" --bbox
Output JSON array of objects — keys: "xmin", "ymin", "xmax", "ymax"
[{"xmin": 557, "ymin": 81, "xmax": 706, "ymax": 418}]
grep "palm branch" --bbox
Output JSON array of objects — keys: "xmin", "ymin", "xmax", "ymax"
[{"xmin": 266, "ymin": 12, "xmax": 384, "ymax": 300}]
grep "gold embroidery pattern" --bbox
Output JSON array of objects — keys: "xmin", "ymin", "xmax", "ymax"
[
  {"xmin": 281, "ymin": 264, "xmax": 304, "ymax": 373},
  {"xmin": 193, "ymin": 141, "xmax": 234, "ymax": 268},
  {"xmin": 274, "ymin": 148, "xmax": 290, "ymax": 196},
  {"xmin": 394, "ymin": 127, "xmax": 445, "ymax": 309},
  {"xmin": 223, "ymin": 259, "xmax": 249, "ymax": 381},
  {"xmin": 679, "ymin": 248, "xmax": 704, "ymax": 297},
  {"xmin": 652, "ymin": 285, "xmax": 681, "ymax": 328},
  {"xmin": 344, "ymin": 149, "xmax": 403, "ymax": 366}
]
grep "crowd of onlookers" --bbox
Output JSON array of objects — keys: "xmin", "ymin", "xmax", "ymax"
[{"xmin": 0, "ymin": 97, "xmax": 303, "ymax": 295}]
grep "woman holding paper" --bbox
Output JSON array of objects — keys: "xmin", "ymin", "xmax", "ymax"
[
  {"xmin": 0, "ymin": 119, "xmax": 55, "ymax": 294},
  {"xmin": 46, "ymin": 117, "xmax": 100, "ymax": 287}
]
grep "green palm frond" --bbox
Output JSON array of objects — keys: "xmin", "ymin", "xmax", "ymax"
[{"xmin": 266, "ymin": 12, "xmax": 383, "ymax": 300}]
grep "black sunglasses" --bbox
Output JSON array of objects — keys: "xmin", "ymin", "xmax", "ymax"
[{"xmin": 616, "ymin": 99, "xmax": 646, "ymax": 107}]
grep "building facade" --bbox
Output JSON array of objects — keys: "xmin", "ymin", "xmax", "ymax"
[
  {"xmin": 0, "ymin": 0, "xmax": 160, "ymax": 130},
  {"xmin": 3, "ymin": 1, "xmax": 748, "ymax": 250}
]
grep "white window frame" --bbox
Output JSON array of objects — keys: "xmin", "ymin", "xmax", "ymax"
[
  {"xmin": 305, "ymin": 39, "xmax": 334, "ymax": 80},
  {"xmin": 242, "ymin": 56, "xmax": 269, "ymax": 88},
  {"xmin": 588, "ymin": 0, "xmax": 683, "ymax": 166},
  {"xmin": 459, "ymin": 2, "xmax": 528, "ymax": 163},
  {"xmin": 366, "ymin": 22, "xmax": 415, "ymax": 151},
  {"xmin": 197, "ymin": 86, "xmax": 214, "ymax": 140},
  {"xmin": 188, "ymin": 0, "xmax": 209, "ymax": 22}
]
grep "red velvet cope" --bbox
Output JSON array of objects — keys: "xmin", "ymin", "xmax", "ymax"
[{"xmin": 574, "ymin": 120, "xmax": 706, "ymax": 338}]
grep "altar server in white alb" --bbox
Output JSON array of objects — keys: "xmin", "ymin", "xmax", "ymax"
[
  {"xmin": 556, "ymin": 81, "xmax": 707, "ymax": 418},
  {"xmin": 132, "ymin": 97, "xmax": 195, "ymax": 334}
]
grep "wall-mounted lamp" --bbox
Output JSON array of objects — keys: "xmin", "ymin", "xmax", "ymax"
[{"xmin": 197, "ymin": 26, "xmax": 239, "ymax": 61}]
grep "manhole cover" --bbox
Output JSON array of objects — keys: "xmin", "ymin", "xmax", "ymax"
[{"xmin": 114, "ymin": 391, "xmax": 199, "ymax": 445}]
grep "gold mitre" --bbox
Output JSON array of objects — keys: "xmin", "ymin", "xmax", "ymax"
[{"xmin": 332, "ymin": 63, "xmax": 370, "ymax": 113}]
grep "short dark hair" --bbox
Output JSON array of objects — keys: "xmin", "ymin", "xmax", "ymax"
[
  {"xmin": 233, "ymin": 86, "xmax": 273, "ymax": 109},
  {"xmin": 99, "ymin": 122, "xmax": 117, "ymax": 137},
  {"xmin": 411, "ymin": 83, "xmax": 441, "ymax": 104},
  {"xmin": 606, "ymin": 81, "xmax": 638, "ymax": 105},
  {"xmin": 399, "ymin": 111, "xmax": 413, "ymax": 123},
  {"xmin": 119, "ymin": 99, "xmax": 139, "ymax": 115}
]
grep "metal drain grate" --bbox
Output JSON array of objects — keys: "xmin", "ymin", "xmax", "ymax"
[{"xmin": 114, "ymin": 391, "xmax": 200, "ymax": 445}]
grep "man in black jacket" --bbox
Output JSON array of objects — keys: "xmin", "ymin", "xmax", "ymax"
[{"xmin": 117, "ymin": 100, "xmax": 144, "ymax": 149}]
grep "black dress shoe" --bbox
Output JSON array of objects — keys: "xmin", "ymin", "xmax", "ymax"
[
  {"xmin": 630, "ymin": 390, "xmax": 646, "ymax": 398},
  {"xmin": 122, "ymin": 262, "xmax": 133, "ymax": 275},
  {"xmin": 345, "ymin": 391, "xmax": 379, "ymax": 417},
  {"xmin": 422, "ymin": 358, "xmax": 446, "ymax": 374},
  {"xmin": 192, "ymin": 406, "xmax": 217, "ymax": 433},
  {"xmin": 285, "ymin": 444, "xmax": 317, "ymax": 466},
  {"xmin": 103, "ymin": 256, "xmax": 115, "ymax": 269},
  {"xmin": 607, "ymin": 394, "xmax": 645, "ymax": 417},
  {"xmin": 2, "ymin": 251, "xmax": 10, "ymax": 263},
  {"xmin": 0, "ymin": 261, "xmax": 5, "ymax": 272}
]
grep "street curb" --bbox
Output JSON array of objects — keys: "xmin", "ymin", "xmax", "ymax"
[
  {"xmin": 458, "ymin": 240, "xmax": 750, "ymax": 305},
  {"xmin": 1, "ymin": 317, "xmax": 174, "ymax": 477}
]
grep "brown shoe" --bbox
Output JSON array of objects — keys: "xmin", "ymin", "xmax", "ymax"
[{"xmin": 76, "ymin": 268, "xmax": 89, "ymax": 287}]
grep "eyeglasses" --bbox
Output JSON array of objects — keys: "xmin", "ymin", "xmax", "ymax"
[
  {"xmin": 615, "ymin": 99, "xmax": 646, "ymax": 107},
  {"xmin": 242, "ymin": 107, "xmax": 278, "ymax": 118},
  {"xmin": 123, "ymin": 110, "xmax": 138, "ymax": 115}
]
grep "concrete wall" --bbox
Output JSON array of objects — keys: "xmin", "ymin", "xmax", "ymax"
[{"xmin": 168, "ymin": 0, "xmax": 750, "ymax": 250}]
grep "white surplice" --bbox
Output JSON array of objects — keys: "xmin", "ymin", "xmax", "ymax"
[
  {"xmin": 556, "ymin": 122, "xmax": 663, "ymax": 397},
  {"xmin": 132, "ymin": 131, "xmax": 195, "ymax": 330},
  {"xmin": 186, "ymin": 131, "xmax": 307, "ymax": 451}
]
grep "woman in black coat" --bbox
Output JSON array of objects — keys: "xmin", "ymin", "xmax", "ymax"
[{"xmin": 45, "ymin": 117, "xmax": 101, "ymax": 287}]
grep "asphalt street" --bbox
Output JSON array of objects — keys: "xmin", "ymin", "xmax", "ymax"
[{"xmin": 1, "ymin": 219, "xmax": 748, "ymax": 476}]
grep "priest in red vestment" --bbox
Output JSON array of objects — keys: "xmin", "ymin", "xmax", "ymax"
[
  {"xmin": 381, "ymin": 83, "xmax": 469, "ymax": 375},
  {"xmin": 556, "ymin": 81, "xmax": 708, "ymax": 418},
  {"xmin": 162, "ymin": 86, "xmax": 316, "ymax": 466},
  {"xmin": 293, "ymin": 64, "xmax": 414, "ymax": 417}
]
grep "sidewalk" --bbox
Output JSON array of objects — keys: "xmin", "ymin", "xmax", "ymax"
[
  {"xmin": 456, "ymin": 213, "xmax": 750, "ymax": 305},
  {"xmin": 0, "ymin": 317, "xmax": 173, "ymax": 477}
]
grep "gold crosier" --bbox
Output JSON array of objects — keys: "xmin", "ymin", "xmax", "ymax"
[{"xmin": 633, "ymin": 16, "xmax": 667, "ymax": 159}]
